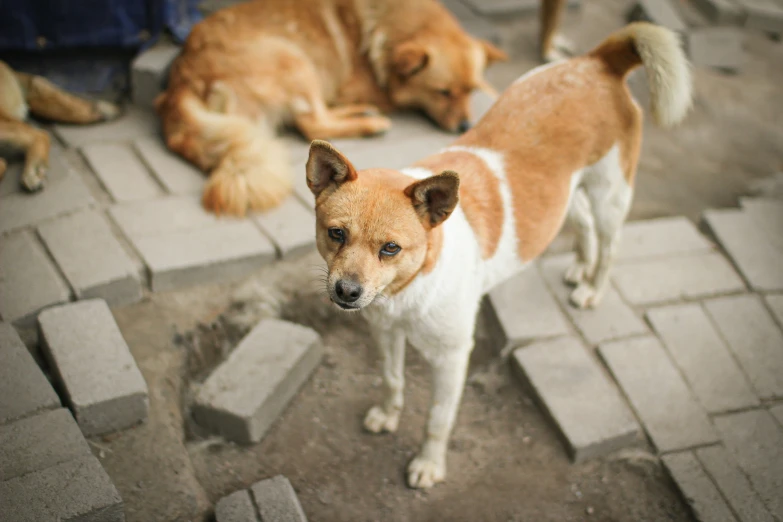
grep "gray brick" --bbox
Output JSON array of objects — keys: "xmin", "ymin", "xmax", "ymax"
[
  {"xmin": 740, "ymin": 197, "xmax": 783, "ymax": 254},
  {"xmin": 0, "ymin": 408, "xmax": 91, "ymax": 481},
  {"xmin": 215, "ymin": 489, "xmax": 258, "ymax": 522},
  {"xmin": 612, "ymin": 252, "xmax": 745, "ymax": 306},
  {"xmin": 647, "ymin": 304, "xmax": 759, "ymax": 414},
  {"xmin": 661, "ymin": 452, "xmax": 738, "ymax": 522},
  {"xmin": 486, "ymin": 268, "xmax": 570, "ymax": 350},
  {"xmin": 704, "ymin": 208, "xmax": 783, "ymax": 292},
  {"xmin": 0, "ymin": 323, "xmax": 60, "ymax": 425},
  {"xmin": 193, "ymin": 319, "xmax": 323, "ymax": 444},
  {"xmin": 470, "ymin": 90, "xmax": 496, "ymax": 123},
  {"xmin": 738, "ymin": 0, "xmax": 783, "ymax": 33},
  {"xmin": 714, "ymin": 410, "xmax": 783, "ymax": 519},
  {"xmin": 599, "ymin": 336, "xmax": 718, "ymax": 453},
  {"xmin": 0, "ymin": 455, "xmax": 124, "ymax": 522},
  {"xmin": 38, "ymin": 209, "xmax": 142, "ymax": 306},
  {"xmin": 696, "ymin": 445, "xmax": 775, "ymax": 522},
  {"xmin": 109, "ymin": 194, "xmax": 219, "ymax": 239},
  {"xmin": 292, "ymin": 157, "xmax": 315, "ymax": 210},
  {"xmin": 770, "ymin": 404, "xmax": 783, "ymax": 428},
  {"xmin": 637, "ymin": 0, "xmax": 688, "ymax": 31},
  {"xmin": 703, "ymin": 294, "xmax": 783, "ymax": 400},
  {"xmin": 767, "ymin": 293, "xmax": 783, "ymax": 329},
  {"xmin": 54, "ymin": 106, "xmax": 158, "ymax": 148},
  {"xmin": 0, "ymin": 232, "xmax": 71, "ymax": 326},
  {"xmin": 539, "ymin": 255, "xmax": 648, "ymax": 345},
  {"xmin": 330, "ymin": 129, "xmax": 453, "ymax": 171},
  {"xmin": 0, "ymin": 171, "xmax": 95, "ymax": 235},
  {"xmin": 280, "ymin": 132, "xmax": 311, "ymax": 166},
  {"xmin": 254, "ymin": 197, "xmax": 315, "ymax": 259},
  {"xmin": 617, "ymin": 217, "xmax": 715, "ymax": 262},
  {"xmin": 250, "ymin": 475, "xmax": 308, "ymax": 522},
  {"xmin": 82, "ymin": 142, "xmax": 162, "ymax": 202},
  {"xmin": 131, "ymin": 43, "xmax": 180, "ymax": 107},
  {"xmin": 442, "ymin": 0, "xmax": 501, "ymax": 44},
  {"xmin": 39, "ymin": 299, "xmax": 149, "ymax": 436},
  {"xmin": 461, "ymin": 0, "xmax": 579, "ymax": 18},
  {"xmin": 512, "ymin": 337, "xmax": 639, "ymax": 462},
  {"xmin": 691, "ymin": 0, "xmax": 748, "ymax": 24},
  {"xmin": 687, "ymin": 26, "xmax": 744, "ymax": 71},
  {"xmin": 135, "ymin": 137, "xmax": 204, "ymax": 194}
]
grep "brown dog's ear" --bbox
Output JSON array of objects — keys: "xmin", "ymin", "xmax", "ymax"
[
  {"xmin": 392, "ymin": 41, "xmax": 430, "ymax": 78},
  {"xmin": 478, "ymin": 39, "xmax": 508, "ymax": 65},
  {"xmin": 306, "ymin": 140, "xmax": 358, "ymax": 197},
  {"xmin": 404, "ymin": 171, "xmax": 460, "ymax": 227}
]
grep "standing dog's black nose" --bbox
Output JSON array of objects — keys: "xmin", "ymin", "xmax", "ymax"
[
  {"xmin": 457, "ymin": 119, "xmax": 471, "ymax": 133},
  {"xmin": 335, "ymin": 279, "xmax": 363, "ymax": 303}
]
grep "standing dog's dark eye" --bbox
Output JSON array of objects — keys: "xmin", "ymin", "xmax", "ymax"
[
  {"xmin": 328, "ymin": 228, "xmax": 345, "ymax": 243},
  {"xmin": 380, "ymin": 242, "xmax": 401, "ymax": 256}
]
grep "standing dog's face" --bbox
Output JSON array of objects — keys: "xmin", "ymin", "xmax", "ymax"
[{"xmin": 306, "ymin": 141, "xmax": 460, "ymax": 311}]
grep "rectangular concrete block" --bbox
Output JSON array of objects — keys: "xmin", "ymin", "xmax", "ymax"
[
  {"xmin": 0, "ymin": 455, "xmax": 124, "ymax": 522},
  {"xmin": 599, "ymin": 336, "xmax": 719, "ymax": 453},
  {"xmin": 442, "ymin": 0, "xmax": 502, "ymax": 44},
  {"xmin": 54, "ymin": 106, "xmax": 158, "ymax": 148},
  {"xmin": 611, "ymin": 252, "xmax": 745, "ymax": 306},
  {"xmin": 0, "ymin": 408, "xmax": 91, "ymax": 481},
  {"xmin": 131, "ymin": 42, "xmax": 180, "ymax": 107},
  {"xmin": 330, "ymin": 130, "xmax": 454, "ymax": 172},
  {"xmin": 461, "ymin": 0, "xmax": 579, "ymax": 18},
  {"xmin": 109, "ymin": 194, "xmax": 220, "ymax": 239},
  {"xmin": 687, "ymin": 26, "xmax": 744, "ymax": 71},
  {"xmin": 765, "ymin": 293, "xmax": 783, "ymax": 329},
  {"xmin": 703, "ymin": 294, "xmax": 783, "ymax": 400},
  {"xmin": 740, "ymin": 197, "xmax": 783, "ymax": 255},
  {"xmin": 714, "ymin": 410, "xmax": 783, "ymax": 519},
  {"xmin": 0, "ymin": 323, "xmax": 60, "ymax": 425},
  {"xmin": 512, "ymin": 337, "xmax": 640, "ymax": 462},
  {"xmin": 250, "ymin": 475, "xmax": 309, "ymax": 522},
  {"xmin": 254, "ymin": 196, "xmax": 316, "ymax": 259},
  {"xmin": 39, "ymin": 299, "xmax": 149, "ymax": 436},
  {"xmin": 691, "ymin": 0, "xmax": 747, "ymax": 24},
  {"xmin": 38, "ymin": 209, "xmax": 142, "ymax": 306},
  {"xmin": 82, "ymin": 142, "xmax": 163, "ymax": 202},
  {"xmin": 193, "ymin": 319, "xmax": 323, "ymax": 444},
  {"xmin": 647, "ymin": 304, "xmax": 759, "ymax": 413},
  {"xmin": 770, "ymin": 404, "xmax": 783, "ymax": 428},
  {"xmin": 135, "ymin": 137, "xmax": 204, "ymax": 194},
  {"xmin": 617, "ymin": 217, "xmax": 715, "ymax": 262},
  {"xmin": 215, "ymin": 489, "xmax": 257, "ymax": 522},
  {"xmin": 292, "ymin": 157, "xmax": 315, "ymax": 210},
  {"xmin": 637, "ymin": 0, "xmax": 688, "ymax": 30},
  {"xmin": 738, "ymin": 0, "xmax": 783, "ymax": 33},
  {"xmin": 661, "ymin": 451, "xmax": 738, "ymax": 522},
  {"xmin": 0, "ymin": 231, "xmax": 71, "ymax": 326}
]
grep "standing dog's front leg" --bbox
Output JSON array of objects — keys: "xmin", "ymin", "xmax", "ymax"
[
  {"xmin": 364, "ymin": 327, "xmax": 406, "ymax": 433},
  {"xmin": 408, "ymin": 350, "xmax": 471, "ymax": 489}
]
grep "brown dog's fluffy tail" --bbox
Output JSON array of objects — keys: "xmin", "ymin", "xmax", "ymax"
[{"xmin": 590, "ymin": 22, "xmax": 692, "ymax": 128}]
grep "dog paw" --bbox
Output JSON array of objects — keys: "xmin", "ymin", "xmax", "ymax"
[
  {"xmin": 21, "ymin": 161, "xmax": 47, "ymax": 192},
  {"xmin": 563, "ymin": 262, "xmax": 588, "ymax": 286},
  {"xmin": 569, "ymin": 283, "xmax": 603, "ymax": 309},
  {"xmin": 363, "ymin": 406, "xmax": 400, "ymax": 434},
  {"xmin": 95, "ymin": 100, "xmax": 121, "ymax": 121},
  {"xmin": 407, "ymin": 455, "xmax": 446, "ymax": 489}
]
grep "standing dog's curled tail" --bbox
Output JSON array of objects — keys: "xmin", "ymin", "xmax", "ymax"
[{"xmin": 590, "ymin": 22, "xmax": 693, "ymax": 128}]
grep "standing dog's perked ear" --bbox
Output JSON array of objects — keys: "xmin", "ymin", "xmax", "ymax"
[
  {"xmin": 306, "ymin": 140, "xmax": 359, "ymax": 197},
  {"xmin": 404, "ymin": 170, "xmax": 460, "ymax": 227}
]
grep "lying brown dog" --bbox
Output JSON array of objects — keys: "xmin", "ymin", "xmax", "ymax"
[
  {"xmin": 156, "ymin": 0, "xmax": 509, "ymax": 217},
  {"xmin": 0, "ymin": 61, "xmax": 119, "ymax": 191}
]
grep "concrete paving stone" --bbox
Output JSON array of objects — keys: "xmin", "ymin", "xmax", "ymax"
[
  {"xmin": 292, "ymin": 157, "xmax": 315, "ymax": 210},
  {"xmin": 0, "ymin": 323, "xmax": 60, "ymax": 425},
  {"xmin": 647, "ymin": 304, "xmax": 759, "ymax": 414},
  {"xmin": 691, "ymin": 0, "xmax": 748, "ymax": 24},
  {"xmin": 703, "ymin": 294, "xmax": 783, "ymax": 400},
  {"xmin": 0, "ymin": 171, "xmax": 95, "ymax": 235},
  {"xmin": 442, "ymin": 0, "xmax": 502, "ymax": 44},
  {"xmin": 611, "ymin": 252, "xmax": 745, "ymax": 306},
  {"xmin": 250, "ymin": 475, "xmax": 309, "ymax": 522},
  {"xmin": 0, "ymin": 455, "xmax": 124, "ymax": 522},
  {"xmin": 109, "ymin": 194, "xmax": 220, "ymax": 239},
  {"xmin": 470, "ymin": 90, "xmax": 496, "ymax": 123},
  {"xmin": 740, "ymin": 197, "xmax": 783, "ymax": 254},
  {"xmin": 767, "ymin": 293, "xmax": 783, "ymax": 328},
  {"xmin": 539, "ymin": 255, "xmax": 649, "ymax": 345},
  {"xmin": 661, "ymin": 451, "xmax": 738, "ymax": 522},
  {"xmin": 599, "ymin": 336, "xmax": 719, "ymax": 453},
  {"xmin": 0, "ymin": 408, "xmax": 91, "ymax": 481},
  {"xmin": 54, "ymin": 106, "xmax": 158, "ymax": 148},
  {"xmin": 38, "ymin": 209, "xmax": 142, "ymax": 306},
  {"xmin": 0, "ymin": 231, "xmax": 71, "ymax": 326},
  {"xmin": 703, "ymin": 208, "xmax": 783, "ymax": 292},
  {"xmin": 687, "ymin": 26, "xmax": 744, "ymax": 71},
  {"xmin": 215, "ymin": 489, "xmax": 259, "ymax": 522},
  {"xmin": 254, "ymin": 196, "xmax": 316, "ymax": 259},
  {"xmin": 39, "ymin": 299, "xmax": 149, "ymax": 436},
  {"xmin": 714, "ymin": 410, "xmax": 783, "ymax": 519},
  {"xmin": 486, "ymin": 268, "xmax": 571, "ymax": 350},
  {"xmin": 636, "ymin": 0, "xmax": 688, "ymax": 31},
  {"xmin": 330, "ymin": 124, "xmax": 454, "ymax": 168},
  {"xmin": 512, "ymin": 337, "xmax": 639, "ymax": 462},
  {"xmin": 193, "ymin": 319, "xmax": 323, "ymax": 444},
  {"xmin": 131, "ymin": 42, "xmax": 181, "ymax": 107},
  {"xmin": 696, "ymin": 445, "xmax": 776, "ymax": 522},
  {"xmin": 135, "ymin": 137, "xmax": 205, "ymax": 194},
  {"xmin": 770, "ymin": 404, "xmax": 783, "ymax": 428},
  {"xmin": 461, "ymin": 0, "xmax": 579, "ymax": 18},
  {"xmin": 617, "ymin": 216, "xmax": 715, "ymax": 262},
  {"xmin": 737, "ymin": 0, "xmax": 783, "ymax": 33},
  {"xmin": 82, "ymin": 142, "xmax": 163, "ymax": 202}
]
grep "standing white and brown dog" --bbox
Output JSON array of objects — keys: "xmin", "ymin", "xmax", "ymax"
[{"xmin": 306, "ymin": 22, "xmax": 692, "ymax": 489}]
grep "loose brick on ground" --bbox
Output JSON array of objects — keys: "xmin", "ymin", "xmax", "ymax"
[
  {"xmin": 131, "ymin": 42, "xmax": 181, "ymax": 107},
  {"xmin": 38, "ymin": 209, "xmax": 142, "ymax": 306},
  {"xmin": 82, "ymin": 142, "xmax": 163, "ymax": 202},
  {"xmin": 0, "ymin": 323, "xmax": 60, "ymax": 425},
  {"xmin": 39, "ymin": 299, "xmax": 149, "ymax": 436},
  {"xmin": 109, "ymin": 194, "xmax": 220, "ymax": 239},
  {"xmin": 215, "ymin": 489, "xmax": 258, "ymax": 522},
  {"xmin": 611, "ymin": 252, "xmax": 745, "ymax": 306},
  {"xmin": 0, "ymin": 408, "xmax": 91, "ymax": 481},
  {"xmin": 193, "ymin": 319, "xmax": 323, "ymax": 444},
  {"xmin": 647, "ymin": 304, "xmax": 759, "ymax": 413},
  {"xmin": 135, "ymin": 137, "xmax": 205, "ymax": 194},
  {"xmin": 0, "ymin": 232, "xmax": 71, "ymax": 326},
  {"xmin": 512, "ymin": 337, "xmax": 639, "ymax": 462},
  {"xmin": 704, "ymin": 294, "xmax": 783, "ymax": 400},
  {"xmin": 0, "ymin": 455, "xmax": 124, "ymax": 522},
  {"xmin": 54, "ymin": 106, "xmax": 158, "ymax": 148},
  {"xmin": 661, "ymin": 452, "xmax": 738, "ymax": 522},
  {"xmin": 738, "ymin": 0, "xmax": 783, "ymax": 33},
  {"xmin": 714, "ymin": 410, "xmax": 783, "ymax": 519},
  {"xmin": 740, "ymin": 197, "xmax": 783, "ymax": 254},
  {"xmin": 254, "ymin": 197, "xmax": 316, "ymax": 259},
  {"xmin": 704, "ymin": 208, "xmax": 783, "ymax": 292},
  {"xmin": 617, "ymin": 216, "xmax": 714, "ymax": 262},
  {"xmin": 250, "ymin": 475, "xmax": 309, "ymax": 522},
  {"xmin": 599, "ymin": 336, "xmax": 718, "ymax": 453},
  {"xmin": 691, "ymin": 0, "xmax": 747, "ymax": 24}
]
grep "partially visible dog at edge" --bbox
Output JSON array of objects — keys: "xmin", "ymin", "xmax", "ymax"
[{"xmin": 306, "ymin": 22, "xmax": 692, "ymax": 489}]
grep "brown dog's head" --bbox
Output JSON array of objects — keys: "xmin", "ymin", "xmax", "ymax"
[{"xmin": 306, "ymin": 140, "xmax": 459, "ymax": 311}]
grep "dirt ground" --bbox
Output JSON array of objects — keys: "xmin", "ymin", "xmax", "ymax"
[{"xmin": 92, "ymin": 1, "xmax": 783, "ymax": 521}]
